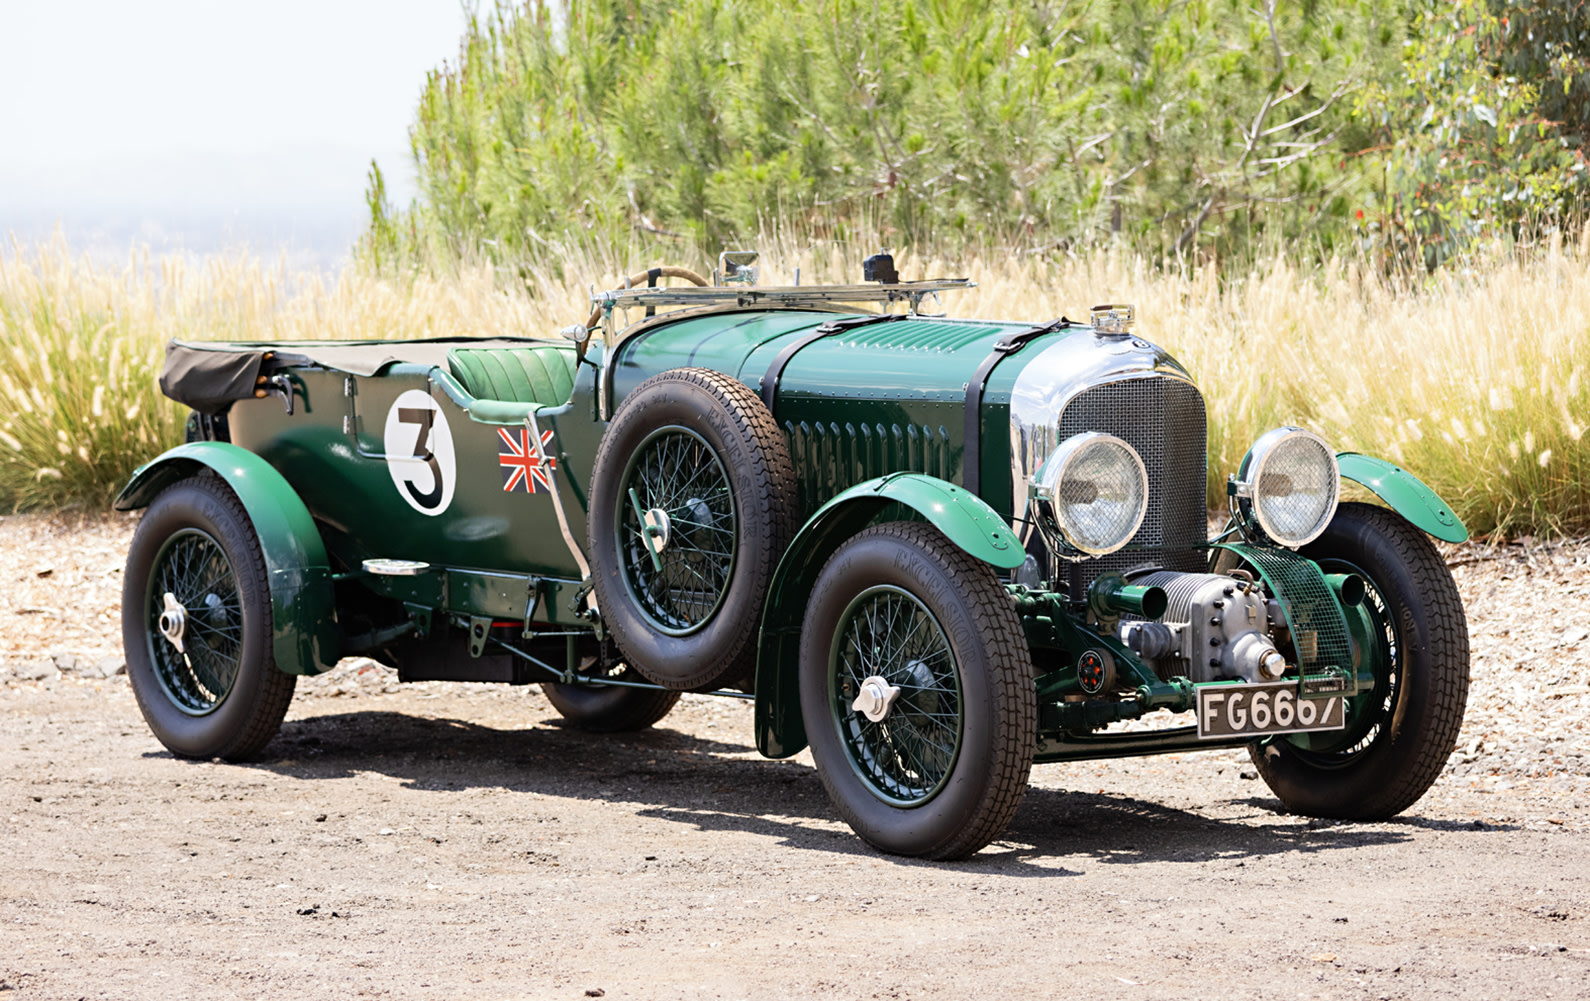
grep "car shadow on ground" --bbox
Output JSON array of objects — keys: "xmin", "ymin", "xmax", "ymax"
[{"xmin": 206, "ymin": 709, "xmax": 1455, "ymax": 871}]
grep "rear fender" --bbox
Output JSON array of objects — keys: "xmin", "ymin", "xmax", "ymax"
[
  {"xmin": 1337, "ymin": 452, "xmax": 1468, "ymax": 543},
  {"xmin": 115, "ymin": 442, "xmax": 339, "ymax": 675},
  {"xmin": 754, "ymin": 473, "xmax": 1025, "ymax": 758}
]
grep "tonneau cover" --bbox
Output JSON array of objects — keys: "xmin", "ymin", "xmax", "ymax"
[{"xmin": 159, "ymin": 337, "xmax": 555, "ymax": 414}]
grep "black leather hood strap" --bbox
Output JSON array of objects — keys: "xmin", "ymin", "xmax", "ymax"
[
  {"xmin": 759, "ymin": 312, "xmax": 908, "ymax": 413},
  {"xmin": 962, "ymin": 317, "xmax": 1074, "ymax": 496},
  {"xmin": 643, "ymin": 267, "xmax": 662, "ymax": 317}
]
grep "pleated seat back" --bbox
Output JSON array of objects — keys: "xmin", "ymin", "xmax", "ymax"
[{"xmin": 446, "ymin": 346, "xmax": 578, "ymax": 407}]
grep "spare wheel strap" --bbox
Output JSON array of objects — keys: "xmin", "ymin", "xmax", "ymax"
[{"xmin": 643, "ymin": 267, "xmax": 662, "ymax": 317}]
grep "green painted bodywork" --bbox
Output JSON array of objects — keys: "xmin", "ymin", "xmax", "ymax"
[
  {"xmin": 612, "ymin": 310, "xmax": 1047, "ymax": 518},
  {"xmin": 753, "ymin": 472, "xmax": 1026, "ymax": 758},
  {"xmin": 1337, "ymin": 452, "xmax": 1468, "ymax": 543},
  {"xmin": 123, "ymin": 304, "xmax": 1466, "ymax": 769},
  {"xmin": 223, "ymin": 355, "xmax": 596, "ymax": 583},
  {"xmin": 127, "ymin": 345, "xmax": 604, "ymax": 657},
  {"xmin": 114, "ymin": 442, "xmax": 340, "ymax": 676}
]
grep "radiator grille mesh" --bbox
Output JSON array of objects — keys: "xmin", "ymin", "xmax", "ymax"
[{"xmin": 1059, "ymin": 378, "xmax": 1208, "ymax": 592}]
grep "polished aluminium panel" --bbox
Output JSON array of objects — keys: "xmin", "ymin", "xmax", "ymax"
[
  {"xmin": 1008, "ymin": 329, "xmax": 1208, "ymax": 591},
  {"xmin": 1008, "ymin": 329, "xmax": 1197, "ymax": 525}
]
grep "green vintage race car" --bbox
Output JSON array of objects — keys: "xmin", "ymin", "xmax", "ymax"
[{"xmin": 117, "ymin": 252, "xmax": 1471, "ymax": 859}]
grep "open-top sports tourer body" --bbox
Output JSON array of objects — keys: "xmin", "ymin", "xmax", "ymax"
[{"xmin": 118, "ymin": 254, "xmax": 1470, "ymax": 858}]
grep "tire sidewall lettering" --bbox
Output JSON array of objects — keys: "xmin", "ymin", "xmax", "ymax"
[{"xmin": 879, "ymin": 545, "xmax": 974, "ymax": 673}]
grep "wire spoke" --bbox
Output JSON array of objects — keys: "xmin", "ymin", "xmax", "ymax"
[
  {"xmin": 146, "ymin": 529, "xmax": 243, "ymax": 715},
  {"xmin": 830, "ymin": 585, "xmax": 962, "ymax": 804},
  {"xmin": 619, "ymin": 428, "xmax": 737, "ymax": 633}
]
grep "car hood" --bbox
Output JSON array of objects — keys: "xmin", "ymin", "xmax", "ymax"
[{"xmin": 608, "ymin": 308, "xmax": 1193, "ymax": 412}]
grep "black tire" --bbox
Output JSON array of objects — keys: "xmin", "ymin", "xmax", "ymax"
[
  {"xmin": 588, "ymin": 368, "xmax": 798, "ymax": 691},
  {"xmin": 1250, "ymin": 502, "xmax": 1469, "ymax": 819},
  {"xmin": 542, "ymin": 665, "xmax": 681, "ymax": 732},
  {"xmin": 122, "ymin": 475, "xmax": 296, "ymax": 761},
  {"xmin": 798, "ymin": 522, "xmax": 1036, "ymax": 860}
]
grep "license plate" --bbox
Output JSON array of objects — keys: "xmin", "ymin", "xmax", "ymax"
[{"xmin": 1196, "ymin": 681, "xmax": 1346, "ymax": 739}]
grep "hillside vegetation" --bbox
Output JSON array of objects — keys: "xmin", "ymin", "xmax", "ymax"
[
  {"xmin": 3, "ymin": 2, "xmax": 1586, "ymax": 533},
  {"xmin": 367, "ymin": 0, "xmax": 1585, "ymax": 272}
]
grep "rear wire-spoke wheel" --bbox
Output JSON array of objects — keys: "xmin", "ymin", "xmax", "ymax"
[
  {"xmin": 1250, "ymin": 503, "xmax": 1470, "ymax": 819},
  {"xmin": 589, "ymin": 368, "xmax": 798, "ymax": 691},
  {"xmin": 147, "ymin": 529, "xmax": 244, "ymax": 713},
  {"xmin": 123, "ymin": 475, "xmax": 296, "ymax": 761},
  {"xmin": 617, "ymin": 427, "xmax": 737, "ymax": 634},
  {"xmin": 800, "ymin": 522, "xmax": 1035, "ymax": 860}
]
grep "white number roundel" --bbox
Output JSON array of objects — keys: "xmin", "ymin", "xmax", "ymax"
[{"xmin": 383, "ymin": 390, "xmax": 456, "ymax": 516}]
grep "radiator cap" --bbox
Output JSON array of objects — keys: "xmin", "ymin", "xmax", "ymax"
[{"xmin": 1090, "ymin": 303, "xmax": 1135, "ymax": 337}]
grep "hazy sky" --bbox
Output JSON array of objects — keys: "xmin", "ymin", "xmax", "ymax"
[{"xmin": 0, "ymin": 1, "xmax": 470, "ymax": 265}]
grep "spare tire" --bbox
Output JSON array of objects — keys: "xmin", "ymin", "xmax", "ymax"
[{"xmin": 588, "ymin": 368, "xmax": 798, "ymax": 690}]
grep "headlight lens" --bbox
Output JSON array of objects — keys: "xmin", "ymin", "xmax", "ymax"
[
  {"xmin": 1233, "ymin": 427, "xmax": 1339, "ymax": 547},
  {"xmin": 1029, "ymin": 432, "xmax": 1148, "ymax": 557}
]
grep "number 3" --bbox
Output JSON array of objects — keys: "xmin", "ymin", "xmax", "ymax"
[{"xmin": 397, "ymin": 408, "xmax": 444, "ymax": 509}]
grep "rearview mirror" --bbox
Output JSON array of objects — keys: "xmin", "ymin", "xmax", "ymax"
[{"xmin": 717, "ymin": 250, "xmax": 759, "ymax": 286}]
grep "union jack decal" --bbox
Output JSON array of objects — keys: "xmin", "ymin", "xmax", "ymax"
[{"xmin": 498, "ymin": 427, "xmax": 557, "ymax": 494}]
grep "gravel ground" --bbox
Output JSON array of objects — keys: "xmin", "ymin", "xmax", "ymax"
[{"xmin": 3, "ymin": 511, "xmax": 1589, "ymax": 999}]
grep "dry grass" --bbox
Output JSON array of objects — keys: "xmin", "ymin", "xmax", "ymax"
[
  {"xmin": 927, "ymin": 233, "xmax": 1590, "ymax": 538},
  {"xmin": 4, "ymin": 230, "xmax": 1589, "ymax": 537},
  {"xmin": 0, "ymin": 236, "xmax": 573, "ymax": 510}
]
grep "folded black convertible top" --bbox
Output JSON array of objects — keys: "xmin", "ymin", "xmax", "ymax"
[{"xmin": 158, "ymin": 337, "xmax": 551, "ymax": 414}]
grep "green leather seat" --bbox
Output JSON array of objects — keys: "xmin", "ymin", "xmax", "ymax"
[{"xmin": 447, "ymin": 346, "xmax": 578, "ymax": 407}]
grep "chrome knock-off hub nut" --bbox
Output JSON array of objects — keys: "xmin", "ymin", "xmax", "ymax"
[
  {"xmin": 158, "ymin": 592, "xmax": 188, "ymax": 654},
  {"xmin": 642, "ymin": 507, "xmax": 672, "ymax": 553},
  {"xmin": 851, "ymin": 674, "xmax": 902, "ymax": 723}
]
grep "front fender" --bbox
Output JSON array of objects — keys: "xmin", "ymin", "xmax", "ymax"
[
  {"xmin": 115, "ymin": 442, "xmax": 339, "ymax": 675},
  {"xmin": 1337, "ymin": 452, "xmax": 1468, "ymax": 543},
  {"xmin": 753, "ymin": 473, "xmax": 1025, "ymax": 758}
]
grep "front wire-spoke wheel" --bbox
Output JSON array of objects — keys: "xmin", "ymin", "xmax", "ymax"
[
  {"xmin": 800, "ymin": 522, "xmax": 1036, "ymax": 859},
  {"xmin": 830, "ymin": 585, "xmax": 963, "ymax": 806},
  {"xmin": 123, "ymin": 475, "xmax": 296, "ymax": 761},
  {"xmin": 1250, "ymin": 502, "xmax": 1470, "ymax": 819}
]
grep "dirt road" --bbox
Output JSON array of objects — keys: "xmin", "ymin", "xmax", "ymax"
[{"xmin": 3, "ymin": 514, "xmax": 1590, "ymax": 999}]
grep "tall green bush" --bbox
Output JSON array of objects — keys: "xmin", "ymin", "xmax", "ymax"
[
  {"xmin": 1354, "ymin": 0, "xmax": 1588, "ymax": 269},
  {"xmin": 368, "ymin": 1, "xmax": 1584, "ymax": 272},
  {"xmin": 369, "ymin": 0, "xmax": 1401, "ymax": 267}
]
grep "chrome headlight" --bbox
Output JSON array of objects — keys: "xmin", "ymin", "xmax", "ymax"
[
  {"xmin": 1232, "ymin": 427, "xmax": 1340, "ymax": 548},
  {"xmin": 1029, "ymin": 432, "xmax": 1148, "ymax": 558}
]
